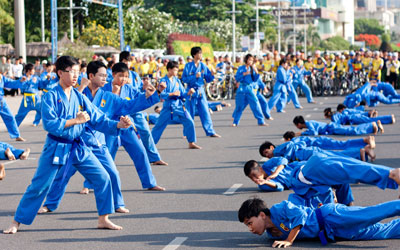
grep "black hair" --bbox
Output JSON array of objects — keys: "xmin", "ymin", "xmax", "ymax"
[
  {"xmin": 279, "ymin": 58, "xmax": 288, "ymax": 66},
  {"xmin": 119, "ymin": 51, "xmax": 132, "ymax": 62},
  {"xmin": 167, "ymin": 61, "xmax": 179, "ymax": 70},
  {"xmin": 46, "ymin": 62, "xmax": 52, "ymax": 67},
  {"xmin": 244, "ymin": 54, "xmax": 253, "ymax": 64},
  {"xmin": 87, "ymin": 61, "xmax": 107, "ymax": 77},
  {"xmin": 55, "ymin": 56, "xmax": 80, "ymax": 78},
  {"xmin": 112, "ymin": 62, "xmax": 129, "ymax": 73},
  {"xmin": 238, "ymin": 197, "xmax": 271, "ymax": 223},
  {"xmin": 80, "ymin": 62, "xmax": 87, "ymax": 68},
  {"xmin": 324, "ymin": 107, "xmax": 332, "ymax": 117},
  {"xmin": 283, "ymin": 131, "xmax": 295, "ymax": 141},
  {"xmin": 293, "ymin": 115, "xmax": 305, "ymax": 125},
  {"xmin": 35, "ymin": 58, "xmax": 40, "ymax": 62},
  {"xmin": 359, "ymin": 100, "xmax": 366, "ymax": 106},
  {"xmin": 336, "ymin": 104, "xmax": 347, "ymax": 111},
  {"xmin": 259, "ymin": 141, "xmax": 275, "ymax": 157},
  {"xmin": 191, "ymin": 47, "xmax": 202, "ymax": 57},
  {"xmin": 154, "ymin": 105, "xmax": 160, "ymax": 112},
  {"xmin": 243, "ymin": 160, "xmax": 259, "ymax": 177},
  {"xmin": 24, "ymin": 63, "xmax": 34, "ymax": 74},
  {"xmin": 107, "ymin": 61, "xmax": 114, "ymax": 69},
  {"xmin": 295, "ymin": 58, "xmax": 302, "ymax": 63}
]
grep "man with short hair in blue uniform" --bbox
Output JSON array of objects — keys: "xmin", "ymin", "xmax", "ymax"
[
  {"xmin": 182, "ymin": 47, "xmax": 221, "ymax": 138},
  {"xmin": 3, "ymin": 56, "xmax": 133, "ymax": 234}
]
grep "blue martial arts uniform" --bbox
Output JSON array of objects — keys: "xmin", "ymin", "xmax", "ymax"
[
  {"xmin": 290, "ymin": 136, "xmax": 367, "ymax": 150},
  {"xmin": 15, "ymin": 75, "xmax": 44, "ymax": 126},
  {"xmin": 0, "ymin": 76, "xmax": 22, "ymax": 139},
  {"xmin": 13, "ymin": 85, "xmax": 120, "ymax": 225},
  {"xmin": 232, "ymin": 65, "xmax": 265, "ymax": 125},
  {"xmin": 291, "ymin": 65, "xmax": 314, "ymax": 103},
  {"xmin": 267, "ymin": 199, "xmax": 400, "ymax": 242},
  {"xmin": 103, "ymin": 72, "xmax": 163, "ymax": 163},
  {"xmin": 333, "ymin": 112, "xmax": 393, "ymax": 125},
  {"xmin": 255, "ymin": 78, "xmax": 272, "ymax": 119},
  {"xmin": 285, "ymin": 68, "xmax": 302, "ymax": 108},
  {"xmin": 0, "ymin": 141, "xmax": 24, "ymax": 160},
  {"xmin": 377, "ymin": 81, "xmax": 400, "ymax": 99},
  {"xmin": 39, "ymin": 72, "xmax": 59, "ymax": 92},
  {"xmin": 268, "ymin": 65, "xmax": 289, "ymax": 112},
  {"xmin": 152, "ymin": 75, "xmax": 196, "ymax": 144},
  {"xmin": 182, "ymin": 61, "xmax": 216, "ymax": 136},
  {"xmin": 42, "ymin": 87, "xmax": 159, "ymax": 211},
  {"xmin": 302, "ymin": 120, "xmax": 375, "ymax": 136}
]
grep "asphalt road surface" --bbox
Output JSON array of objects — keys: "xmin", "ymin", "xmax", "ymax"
[{"xmin": 1, "ymin": 94, "xmax": 399, "ymax": 250}]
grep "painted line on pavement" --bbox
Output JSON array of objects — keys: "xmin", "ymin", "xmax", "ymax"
[
  {"xmin": 305, "ymin": 114, "xmax": 311, "ymax": 118},
  {"xmin": 3, "ymin": 157, "xmax": 37, "ymax": 166},
  {"xmin": 224, "ymin": 184, "xmax": 243, "ymax": 195},
  {"xmin": 324, "ymin": 97, "xmax": 328, "ymax": 100},
  {"xmin": 162, "ymin": 237, "xmax": 188, "ymax": 250},
  {"xmin": 319, "ymin": 102, "xmax": 324, "ymax": 105},
  {"xmin": 313, "ymin": 108, "xmax": 319, "ymax": 111}
]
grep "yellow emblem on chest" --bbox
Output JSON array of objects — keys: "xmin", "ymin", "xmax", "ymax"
[
  {"xmin": 79, "ymin": 105, "xmax": 83, "ymax": 111},
  {"xmin": 125, "ymin": 97, "xmax": 131, "ymax": 101},
  {"xmin": 280, "ymin": 223, "xmax": 289, "ymax": 232},
  {"xmin": 100, "ymin": 99, "xmax": 106, "ymax": 107}
]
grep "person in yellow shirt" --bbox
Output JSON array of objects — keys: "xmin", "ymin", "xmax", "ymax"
[
  {"xmin": 312, "ymin": 50, "xmax": 321, "ymax": 65},
  {"xmin": 336, "ymin": 55, "xmax": 349, "ymax": 76},
  {"xmin": 233, "ymin": 56, "xmax": 242, "ymax": 75},
  {"xmin": 370, "ymin": 51, "xmax": 384, "ymax": 81},
  {"xmin": 325, "ymin": 54, "xmax": 336, "ymax": 78},
  {"xmin": 352, "ymin": 53, "xmax": 363, "ymax": 72},
  {"xmin": 262, "ymin": 53, "xmax": 274, "ymax": 72},
  {"xmin": 273, "ymin": 55, "xmax": 280, "ymax": 73},
  {"xmin": 205, "ymin": 57, "xmax": 216, "ymax": 75},
  {"xmin": 313, "ymin": 57, "xmax": 326, "ymax": 73},
  {"xmin": 362, "ymin": 50, "xmax": 372, "ymax": 73},
  {"xmin": 132, "ymin": 56, "xmax": 141, "ymax": 73},
  {"xmin": 148, "ymin": 55, "xmax": 158, "ymax": 79},
  {"xmin": 158, "ymin": 59, "xmax": 169, "ymax": 79},
  {"xmin": 177, "ymin": 57, "xmax": 185, "ymax": 79},
  {"xmin": 139, "ymin": 56, "xmax": 150, "ymax": 77},
  {"xmin": 386, "ymin": 53, "xmax": 400, "ymax": 87},
  {"xmin": 304, "ymin": 56, "xmax": 313, "ymax": 72}
]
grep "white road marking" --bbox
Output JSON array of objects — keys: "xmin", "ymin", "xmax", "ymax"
[
  {"xmin": 313, "ymin": 108, "xmax": 319, "ymax": 111},
  {"xmin": 223, "ymin": 184, "xmax": 243, "ymax": 195},
  {"xmin": 319, "ymin": 102, "xmax": 324, "ymax": 105},
  {"xmin": 324, "ymin": 97, "xmax": 328, "ymax": 100},
  {"xmin": 305, "ymin": 114, "xmax": 311, "ymax": 118},
  {"xmin": 162, "ymin": 237, "xmax": 188, "ymax": 250}
]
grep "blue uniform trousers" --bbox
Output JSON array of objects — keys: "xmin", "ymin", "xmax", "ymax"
[
  {"xmin": 0, "ymin": 99, "xmax": 21, "ymax": 138},
  {"xmin": 15, "ymin": 94, "xmax": 42, "ymax": 126},
  {"xmin": 268, "ymin": 84, "xmax": 287, "ymax": 112},
  {"xmin": 293, "ymin": 80, "xmax": 314, "ymax": 103},
  {"xmin": 186, "ymin": 91, "xmax": 216, "ymax": 136},
  {"xmin": 323, "ymin": 200, "xmax": 400, "ymax": 240},
  {"xmin": 152, "ymin": 107, "xmax": 196, "ymax": 144},
  {"xmin": 14, "ymin": 147, "xmax": 114, "ymax": 225},
  {"xmin": 233, "ymin": 86, "xmax": 264, "ymax": 125},
  {"xmin": 106, "ymin": 127, "xmax": 157, "ymax": 189},
  {"xmin": 0, "ymin": 142, "xmax": 24, "ymax": 160},
  {"xmin": 328, "ymin": 122, "xmax": 375, "ymax": 135},
  {"xmin": 133, "ymin": 112, "xmax": 161, "ymax": 162},
  {"xmin": 256, "ymin": 92, "xmax": 272, "ymax": 119},
  {"xmin": 286, "ymin": 82, "xmax": 302, "ymax": 108},
  {"xmin": 43, "ymin": 146, "xmax": 124, "ymax": 211}
]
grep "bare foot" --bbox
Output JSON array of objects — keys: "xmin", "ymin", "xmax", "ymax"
[
  {"xmin": 365, "ymin": 136, "xmax": 376, "ymax": 149},
  {"xmin": 210, "ymin": 133, "xmax": 221, "ymax": 138},
  {"xmin": 5, "ymin": 148, "xmax": 16, "ymax": 161},
  {"xmin": 189, "ymin": 142, "xmax": 202, "ymax": 149},
  {"xmin": 347, "ymin": 201, "xmax": 354, "ymax": 206},
  {"xmin": 32, "ymin": 124, "xmax": 38, "ymax": 127},
  {"xmin": 3, "ymin": 220, "xmax": 20, "ymax": 234},
  {"xmin": 296, "ymin": 106, "xmax": 304, "ymax": 109},
  {"xmin": 232, "ymin": 124, "xmax": 237, "ymax": 127},
  {"xmin": 258, "ymin": 123, "xmax": 269, "ymax": 126},
  {"xmin": 392, "ymin": 114, "xmax": 396, "ymax": 124},
  {"xmin": 364, "ymin": 145, "xmax": 376, "ymax": 162},
  {"xmin": 277, "ymin": 110, "xmax": 286, "ymax": 113},
  {"xmin": 377, "ymin": 120, "xmax": 384, "ymax": 134},
  {"xmin": 15, "ymin": 137, "xmax": 25, "ymax": 142},
  {"xmin": 208, "ymin": 108, "xmax": 213, "ymax": 114},
  {"xmin": 152, "ymin": 160, "xmax": 168, "ymax": 166},
  {"xmin": 148, "ymin": 185, "xmax": 166, "ymax": 191},
  {"xmin": 97, "ymin": 215, "xmax": 123, "ymax": 230},
  {"xmin": 20, "ymin": 148, "xmax": 30, "ymax": 160},
  {"xmin": 37, "ymin": 206, "xmax": 51, "ymax": 214},
  {"xmin": 372, "ymin": 122, "xmax": 378, "ymax": 134},
  {"xmin": 389, "ymin": 168, "xmax": 400, "ymax": 186},
  {"xmin": 0, "ymin": 163, "xmax": 5, "ymax": 180},
  {"xmin": 80, "ymin": 188, "xmax": 89, "ymax": 194},
  {"xmin": 267, "ymin": 117, "xmax": 274, "ymax": 120},
  {"xmin": 116, "ymin": 207, "xmax": 130, "ymax": 213},
  {"xmin": 216, "ymin": 105, "xmax": 223, "ymax": 111},
  {"xmin": 360, "ymin": 148, "xmax": 366, "ymax": 162}
]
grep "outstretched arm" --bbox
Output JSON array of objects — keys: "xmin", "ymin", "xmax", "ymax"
[{"xmin": 272, "ymin": 225, "xmax": 302, "ymax": 248}]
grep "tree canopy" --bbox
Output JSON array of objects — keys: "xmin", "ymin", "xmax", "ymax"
[{"xmin": 355, "ymin": 18, "xmax": 385, "ymax": 36}]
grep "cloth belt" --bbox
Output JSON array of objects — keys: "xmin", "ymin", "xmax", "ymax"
[
  {"xmin": 298, "ymin": 166, "xmax": 313, "ymax": 185},
  {"xmin": 23, "ymin": 93, "xmax": 36, "ymax": 107},
  {"xmin": 315, "ymin": 208, "xmax": 328, "ymax": 245},
  {"xmin": 47, "ymin": 134, "xmax": 85, "ymax": 187},
  {"xmin": 43, "ymin": 89, "xmax": 48, "ymax": 93}
]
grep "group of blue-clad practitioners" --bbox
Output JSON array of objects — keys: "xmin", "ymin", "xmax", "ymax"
[
  {"xmin": 235, "ymin": 53, "xmax": 400, "ymax": 247},
  {"xmin": 1, "ymin": 47, "xmax": 400, "ymax": 248},
  {"xmin": 2, "ymin": 47, "xmax": 223, "ymax": 234}
]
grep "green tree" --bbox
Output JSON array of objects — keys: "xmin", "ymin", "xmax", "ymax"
[
  {"xmin": 0, "ymin": 0, "xmax": 14, "ymax": 43},
  {"xmin": 320, "ymin": 36, "xmax": 350, "ymax": 51},
  {"xmin": 355, "ymin": 18, "xmax": 385, "ymax": 36}
]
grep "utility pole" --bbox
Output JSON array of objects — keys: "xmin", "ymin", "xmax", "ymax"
[
  {"xmin": 41, "ymin": 0, "xmax": 45, "ymax": 42},
  {"xmin": 255, "ymin": 0, "xmax": 260, "ymax": 55},
  {"xmin": 226, "ymin": 1, "xmax": 242, "ymax": 60},
  {"xmin": 70, "ymin": 0, "xmax": 74, "ymax": 42},
  {"xmin": 14, "ymin": 0, "xmax": 26, "ymax": 62},
  {"xmin": 278, "ymin": 0, "xmax": 281, "ymax": 54},
  {"xmin": 293, "ymin": 4, "xmax": 296, "ymax": 54}
]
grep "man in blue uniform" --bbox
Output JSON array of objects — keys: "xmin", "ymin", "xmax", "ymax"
[
  {"xmin": 239, "ymin": 196, "xmax": 400, "ymax": 248},
  {"xmin": 152, "ymin": 61, "xmax": 201, "ymax": 149},
  {"xmin": 0, "ymin": 75, "xmax": 25, "ymax": 141},
  {"xmin": 3, "ymin": 56, "xmax": 132, "ymax": 234},
  {"xmin": 182, "ymin": 47, "xmax": 221, "ymax": 138}
]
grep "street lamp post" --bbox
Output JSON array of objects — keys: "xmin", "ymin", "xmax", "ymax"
[
  {"xmin": 293, "ymin": 5, "xmax": 296, "ymax": 54},
  {"xmin": 256, "ymin": 0, "xmax": 260, "ymax": 55},
  {"xmin": 226, "ymin": 1, "xmax": 242, "ymax": 60},
  {"xmin": 278, "ymin": 0, "xmax": 281, "ymax": 53}
]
